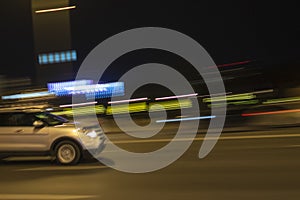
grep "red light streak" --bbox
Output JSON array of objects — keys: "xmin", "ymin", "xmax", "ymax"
[
  {"xmin": 242, "ymin": 109, "xmax": 300, "ymax": 117},
  {"xmin": 209, "ymin": 60, "xmax": 252, "ymax": 68}
]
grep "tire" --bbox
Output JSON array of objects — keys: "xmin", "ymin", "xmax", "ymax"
[{"xmin": 54, "ymin": 140, "xmax": 81, "ymax": 165}]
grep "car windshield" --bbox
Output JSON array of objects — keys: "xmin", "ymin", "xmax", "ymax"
[{"xmin": 35, "ymin": 112, "xmax": 69, "ymax": 126}]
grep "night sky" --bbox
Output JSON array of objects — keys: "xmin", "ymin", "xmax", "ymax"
[{"xmin": 0, "ymin": 0, "xmax": 299, "ymax": 81}]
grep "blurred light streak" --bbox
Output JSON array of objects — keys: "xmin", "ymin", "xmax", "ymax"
[
  {"xmin": 35, "ymin": 6, "xmax": 76, "ymax": 14},
  {"xmin": 155, "ymin": 93, "xmax": 198, "ymax": 101},
  {"xmin": 198, "ymin": 89, "xmax": 272, "ymax": 100},
  {"xmin": 59, "ymin": 101, "xmax": 97, "ymax": 108},
  {"xmin": 252, "ymin": 89, "xmax": 274, "ymax": 94},
  {"xmin": 1, "ymin": 91, "xmax": 53, "ymax": 100},
  {"xmin": 106, "ymin": 102, "xmax": 147, "ymax": 115},
  {"xmin": 156, "ymin": 116, "xmax": 216, "ymax": 123},
  {"xmin": 198, "ymin": 92, "xmax": 232, "ymax": 98},
  {"xmin": 52, "ymin": 105, "xmax": 106, "ymax": 116},
  {"xmin": 242, "ymin": 109, "xmax": 300, "ymax": 117},
  {"xmin": 0, "ymin": 77, "xmax": 31, "ymax": 88},
  {"xmin": 108, "ymin": 97, "xmax": 148, "ymax": 104},
  {"xmin": 230, "ymin": 100, "xmax": 259, "ymax": 105},
  {"xmin": 149, "ymin": 99, "xmax": 192, "ymax": 112},
  {"xmin": 208, "ymin": 100, "xmax": 259, "ymax": 108},
  {"xmin": 221, "ymin": 67, "xmax": 245, "ymax": 72},
  {"xmin": 203, "ymin": 93, "xmax": 256, "ymax": 103},
  {"xmin": 0, "ymin": 104, "xmax": 49, "ymax": 111},
  {"xmin": 73, "ymin": 105, "xmax": 105, "ymax": 115},
  {"xmin": 208, "ymin": 60, "xmax": 251, "ymax": 68},
  {"xmin": 263, "ymin": 97, "xmax": 300, "ymax": 105}
]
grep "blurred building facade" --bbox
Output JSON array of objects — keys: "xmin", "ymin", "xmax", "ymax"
[{"xmin": 31, "ymin": 0, "xmax": 75, "ymax": 86}]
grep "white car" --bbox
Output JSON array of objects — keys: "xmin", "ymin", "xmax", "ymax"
[{"xmin": 0, "ymin": 110, "xmax": 105, "ymax": 165}]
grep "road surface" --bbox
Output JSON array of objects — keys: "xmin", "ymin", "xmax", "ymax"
[{"xmin": 0, "ymin": 128, "xmax": 300, "ymax": 200}]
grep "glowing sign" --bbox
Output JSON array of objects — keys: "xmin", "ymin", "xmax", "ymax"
[
  {"xmin": 85, "ymin": 82, "xmax": 125, "ymax": 99},
  {"xmin": 47, "ymin": 80, "xmax": 93, "ymax": 96},
  {"xmin": 38, "ymin": 50, "xmax": 77, "ymax": 65},
  {"xmin": 47, "ymin": 80, "xmax": 125, "ymax": 99}
]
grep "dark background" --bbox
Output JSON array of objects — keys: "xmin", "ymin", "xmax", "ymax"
[{"xmin": 0, "ymin": 0, "xmax": 299, "ymax": 81}]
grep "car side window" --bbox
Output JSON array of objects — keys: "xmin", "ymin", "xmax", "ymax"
[{"xmin": 6, "ymin": 113, "xmax": 36, "ymax": 126}]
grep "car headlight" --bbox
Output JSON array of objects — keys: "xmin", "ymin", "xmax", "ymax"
[
  {"xmin": 74, "ymin": 128, "xmax": 99, "ymax": 138},
  {"xmin": 86, "ymin": 130, "xmax": 98, "ymax": 138}
]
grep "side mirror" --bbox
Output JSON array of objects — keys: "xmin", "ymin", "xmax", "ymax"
[{"xmin": 33, "ymin": 120, "xmax": 44, "ymax": 128}]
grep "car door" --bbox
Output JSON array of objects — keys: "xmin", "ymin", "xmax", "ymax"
[{"xmin": 0, "ymin": 113, "xmax": 49, "ymax": 152}]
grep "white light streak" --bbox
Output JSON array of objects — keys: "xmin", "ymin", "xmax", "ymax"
[
  {"xmin": 108, "ymin": 97, "xmax": 148, "ymax": 104},
  {"xmin": 156, "ymin": 116, "xmax": 216, "ymax": 123},
  {"xmin": 155, "ymin": 93, "xmax": 198, "ymax": 101},
  {"xmin": 35, "ymin": 6, "xmax": 76, "ymax": 14},
  {"xmin": 59, "ymin": 101, "xmax": 97, "ymax": 108}
]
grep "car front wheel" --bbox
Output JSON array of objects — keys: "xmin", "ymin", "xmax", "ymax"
[{"xmin": 54, "ymin": 141, "xmax": 81, "ymax": 165}]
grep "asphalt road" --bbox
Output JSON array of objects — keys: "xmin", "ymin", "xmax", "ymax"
[{"xmin": 0, "ymin": 128, "xmax": 300, "ymax": 200}]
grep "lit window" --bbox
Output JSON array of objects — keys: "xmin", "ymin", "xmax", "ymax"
[
  {"xmin": 38, "ymin": 55, "xmax": 42, "ymax": 64},
  {"xmin": 42, "ymin": 54, "xmax": 48, "ymax": 64},
  {"xmin": 48, "ymin": 54, "xmax": 54, "ymax": 63},
  {"xmin": 66, "ymin": 51, "xmax": 71, "ymax": 61},
  {"xmin": 71, "ymin": 50, "xmax": 77, "ymax": 61},
  {"xmin": 54, "ymin": 53, "xmax": 60, "ymax": 63},
  {"xmin": 60, "ymin": 52, "xmax": 66, "ymax": 62}
]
